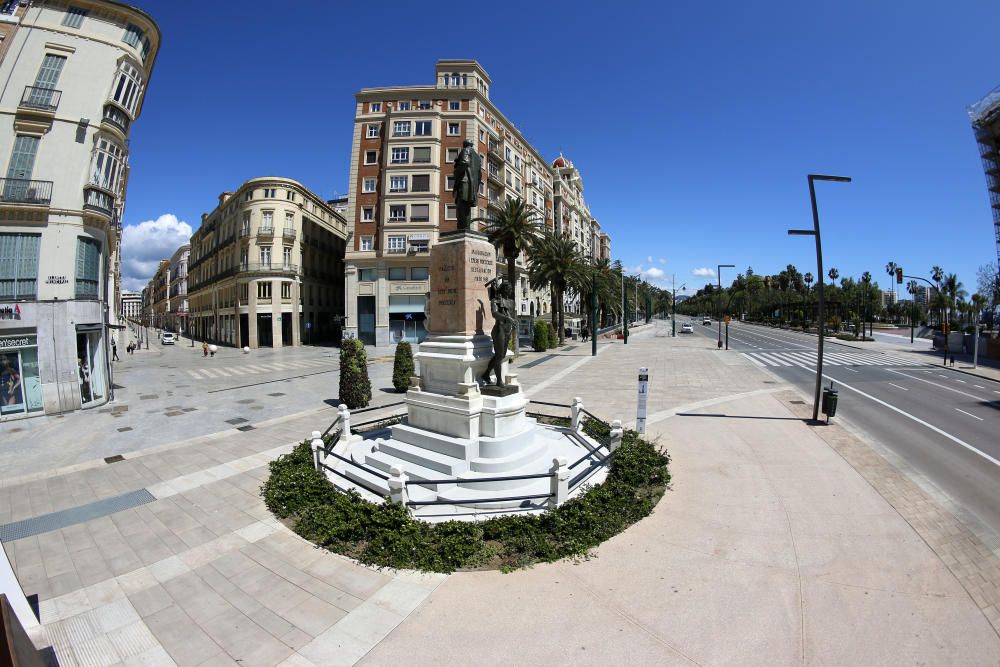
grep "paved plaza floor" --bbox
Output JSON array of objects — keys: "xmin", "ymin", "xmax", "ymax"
[{"xmin": 2, "ymin": 322, "xmax": 1000, "ymax": 665}]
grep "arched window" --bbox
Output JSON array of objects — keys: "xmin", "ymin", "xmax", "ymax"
[{"xmin": 451, "ymin": 73, "xmax": 460, "ymax": 86}]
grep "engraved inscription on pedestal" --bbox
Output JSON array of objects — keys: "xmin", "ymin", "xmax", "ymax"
[{"xmin": 428, "ymin": 233, "xmax": 496, "ymax": 337}]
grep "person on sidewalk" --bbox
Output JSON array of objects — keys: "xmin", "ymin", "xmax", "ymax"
[
  {"xmin": 202, "ymin": 341, "xmax": 209, "ymax": 357},
  {"xmin": 112, "ymin": 342, "xmax": 120, "ymax": 362}
]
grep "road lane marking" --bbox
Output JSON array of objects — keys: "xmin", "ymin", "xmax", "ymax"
[
  {"xmin": 955, "ymin": 409, "xmax": 984, "ymax": 421},
  {"xmin": 974, "ymin": 385, "xmax": 985, "ymax": 389},
  {"xmin": 887, "ymin": 383, "xmax": 909, "ymax": 391},
  {"xmin": 955, "ymin": 379, "xmax": 967, "ymax": 384},
  {"xmin": 780, "ymin": 357, "xmax": 1000, "ymax": 468},
  {"xmin": 741, "ymin": 353, "xmax": 766, "ymax": 367},
  {"xmin": 885, "ymin": 369, "xmax": 989, "ymax": 401},
  {"xmin": 843, "ymin": 367, "xmax": 859, "ymax": 373}
]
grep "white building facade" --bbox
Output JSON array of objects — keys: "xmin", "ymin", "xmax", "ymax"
[{"xmin": 0, "ymin": 0, "xmax": 159, "ymax": 418}]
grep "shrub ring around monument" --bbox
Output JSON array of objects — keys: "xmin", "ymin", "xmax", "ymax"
[{"xmin": 260, "ymin": 419, "xmax": 671, "ymax": 573}]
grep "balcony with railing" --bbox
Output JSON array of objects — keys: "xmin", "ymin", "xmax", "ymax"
[
  {"xmin": 239, "ymin": 262, "xmax": 297, "ymax": 274},
  {"xmin": 282, "ymin": 228, "xmax": 297, "ymax": 241},
  {"xmin": 101, "ymin": 103, "xmax": 131, "ymax": 135},
  {"xmin": 83, "ymin": 185, "xmax": 114, "ymax": 218},
  {"xmin": 257, "ymin": 225, "xmax": 274, "ymax": 237},
  {"xmin": 0, "ymin": 178, "xmax": 53, "ymax": 205},
  {"xmin": 19, "ymin": 86, "xmax": 61, "ymax": 113}
]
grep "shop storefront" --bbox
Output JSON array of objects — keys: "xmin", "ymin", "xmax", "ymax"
[
  {"xmin": 0, "ymin": 332, "xmax": 43, "ymax": 417},
  {"xmin": 75, "ymin": 324, "xmax": 106, "ymax": 408},
  {"xmin": 388, "ymin": 295, "xmax": 427, "ymax": 344}
]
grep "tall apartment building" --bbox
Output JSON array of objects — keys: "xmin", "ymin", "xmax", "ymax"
[
  {"xmin": 166, "ymin": 242, "xmax": 188, "ymax": 332},
  {"xmin": 185, "ymin": 177, "xmax": 347, "ymax": 349},
  {"xmin": 344, "ymin": 60, "xmax": 555, "ymax": 346},
  {"xmin": 0, "ymin": 0, "xmax": 159, "ymax": 418},
  {"xmin": 149, "ymin": 258, "xmax": 168, "ymax": 325},
  {"xmin": 970, "ymin": 85, "xmax": 1000, "ymax": 267},
  {"xmin": 119, "ymin": 288, "xmax": 140, "ymax": 320}
]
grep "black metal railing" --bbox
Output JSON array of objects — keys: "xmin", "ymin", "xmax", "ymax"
[
  {"xmin": 403, "ymin": 471, "xmax": 553, "ymax": 486},
  {"xmin": 83, "ymin": 185, "xmax": 114, "ymax": 217},
  {"xmin": 239, "ymin": 262, "xmax": 297, "ymax": 274},
  {"xmin": 19, "ymin": 85, "xmax": 61, "ymax": 112},
  {"xmin": 0, "ymin": 178, "xmax": 53, "ymax": 205},
  {"xmin": 282, "ymin": 228, "xmax": 297, "ymax": 240}
]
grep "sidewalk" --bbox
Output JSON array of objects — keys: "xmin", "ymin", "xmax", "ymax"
[{"xmin": 2, "ymin": 321, "xmax": 999, "ymax": 665}]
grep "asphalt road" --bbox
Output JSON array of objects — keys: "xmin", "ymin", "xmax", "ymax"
[{"xmin": 677, "ymin": 316, "xmax": 1000, "ymax": 546}]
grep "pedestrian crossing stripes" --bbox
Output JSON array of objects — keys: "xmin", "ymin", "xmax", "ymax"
[
  {"xmin": 185, "ymin": 357, "xmax": 336, "ymax": 379},
  {"xmin": 741, "ymin": 350, "xmax": 922, "ymax": 368}
]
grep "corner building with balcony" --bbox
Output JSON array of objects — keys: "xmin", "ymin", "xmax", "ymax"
[
  {"xmin": 185, "ymin": 177, "xmax": 347, "ymax": 349},
  {"xmin": 0, "ymin": 0, "xmax": 158, "ymax": 418},
  {"xmin": 969, "ymin": 84, "xmax": 1000, "ymax": 266},
  {"xmin": 344, "ymin": 60, "xmax": 554, "ymax": 346}
]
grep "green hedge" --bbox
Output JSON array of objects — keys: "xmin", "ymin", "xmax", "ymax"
[
  {"xmin": 392, "ymin": 341, "xmax": 414, "ymax": 393},
  {"xmin": 533, "ymin": 319, "xmax": 549, "ymax": 352},
  {"xmin": 261, "ymin": 423, "xmax": 670, "ymax": 573},
  {"xmin": 339, "ymin": 339, "xmax": 371, "ymax": 408}
]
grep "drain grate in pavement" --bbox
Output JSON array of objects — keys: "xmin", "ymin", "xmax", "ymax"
[
  {"xmin": 164, "ymin": 411, "xmax": 183, "ymax": 417},
  {"xmin": 104, "ymin": 455, "xmax": 125, "ymax": 464},
  {"xmin": 111, "ymin": 405, "xmax": 128, "ymax": 414},
  {"xmin": 116, "ymin": 427, "xmax": 133, "ymax": 432},
  {"xmin": 181, "ymin": 407, "xmax": 197, "ymax": 412},
  {"xmin": 790, "ymin": 400, "xmax": 805, "ymax": 404},
  {"xmin": 139, "ymin": 394, "xmax": 158, "ymax": 400},
  {"xmin": 236, "ymin": 425, "xmax": 256, "ymax": 432},
  {"xmin": 236, "ymin": 399, "xmax": 255, "ymax": 405},
  {"xmin": 267, "ymin": 392, "xmax": 285, "ymax": 397},
  {"xmin": 226, "ymin": 417, "xmax": 248, "ymax": 425},
  {"xmin": 0, "ymin": 488, "xmax": 155, "ymax": 542}
]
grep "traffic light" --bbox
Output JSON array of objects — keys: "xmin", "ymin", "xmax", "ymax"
[{"xmin": 896, "ymin": 267, "xmax": 903, "ymax": 284}]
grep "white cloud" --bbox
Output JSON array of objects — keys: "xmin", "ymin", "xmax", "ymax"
[
  {"xmin": 120, "ymin": 213, "xmax": 192, "ymax": 291},
  {"xmin": 646, "ymin": 255, "xmax": 653, "ymax": 263},
  {"xmin": 643, "ymin": 266, "xmax": 666, "ymax": 280},
  {"xmin": 624, "ymin": 264, "xmax": 670, "ymax": 287},
  {"xmin": 658, "ymin": 258, "xmax": 666, "ymax": 265},
  {"xmin": 692, "ymin": 267, "xmax": 716, "ymax": 278}
]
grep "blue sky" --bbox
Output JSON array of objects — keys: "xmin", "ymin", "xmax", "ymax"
[{"xmin": 120, "ymin": 0, "xmax": 1000, "ymax": 297}]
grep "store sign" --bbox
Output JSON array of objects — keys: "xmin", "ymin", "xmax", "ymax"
[
  {"xmin": 0, "ymin": 304, "xmax": 23, "ymax": 321},
  {"xmin": 45, "ymin": 275, "xmax": 68, "ymax": 284},
  {"xmin": 0, "ymin": 334, "xmax": 35, "ymax": 349}
]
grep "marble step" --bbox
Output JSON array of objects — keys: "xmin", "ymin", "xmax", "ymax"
[
  {"xmin": 372, "ymin": 438, "xmax": 468, "ymax": 476},
  {"xmin": 390, "ymin": 423, "xmax": 474, "ymax": 460}
]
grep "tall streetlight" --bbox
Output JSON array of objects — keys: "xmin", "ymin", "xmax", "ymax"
[
  {"xmin": 717, "ymin": 264, "xmax": 735, "ymax": 348},
  {"xmin": 789, "ymin": 173, "xmax": 851, "ymax": 423},
  {"xmin": 672, "ymin": 276, "xmax": 685, "ymax": 336},
  {"xmin": 621, "ymin": 266, "xmax": 628, "ymax": 345}
]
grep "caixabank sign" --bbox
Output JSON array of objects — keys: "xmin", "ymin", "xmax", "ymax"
[{"xmin": 0, "ymin": 304, "xmax": 23, "ymax": 321}]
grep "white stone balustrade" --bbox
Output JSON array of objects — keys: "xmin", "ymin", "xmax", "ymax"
[
  {"xmin": 571, "ymin": 397, "xmax": 584, "ymax": 431},
  {"xmin": 311, "ymin": 430, "xmax": 324, "ymax": 471},
  {"xmin": 388, "ymin": 465, "xmax": 410, "ymax": 509},
  {"xmin": 550, "ymin": 457, "xmax": 569, "ymax": 505},
  {"xmin": 609, "ymin": 419, "xmax": 624, "ymax": 453}
]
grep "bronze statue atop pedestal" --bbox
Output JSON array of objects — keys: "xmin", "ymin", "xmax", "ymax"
[
  {"xmin": 481, "ymin": 276, "xmax": 516, "ymax": 388},
  {"xmin": 453, "ymin": 139, "xmax": 481, "ymax": 231}
]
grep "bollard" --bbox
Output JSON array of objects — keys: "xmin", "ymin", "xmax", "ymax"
[
  {"xmin": 338, "ymin": 404, "xmax": 351, "ymax": 446},
  {"xmin": 388, "ymin": 465, "xmax": 410, "ymax": 509},
  {"xmin": 571, "ymin": 397, "xmax": 584, "ymax": 431},
  {"xmin": 310, "ymin": 430, "xmax": 324, "ymax": 471},
  {"xmin": 550, "ymin": 457, "xmax": 569, "ymax": 505},
  {"xmin": 609, "ymin": 419, "xmax": 624, "ymax": 453}
]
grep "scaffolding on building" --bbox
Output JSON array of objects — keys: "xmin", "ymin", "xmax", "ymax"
[{"xmin": 968, "ymin": 84, "xmax": 1000, "ymax": 266}]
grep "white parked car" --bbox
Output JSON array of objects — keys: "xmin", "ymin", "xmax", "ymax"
[
  {"xmin": 161, "ymin": 332, "xmax": 175, "ymax": 345},
  {"xmin": 681, "ymin": 323, "xmax": 694, "ymax": 334}
]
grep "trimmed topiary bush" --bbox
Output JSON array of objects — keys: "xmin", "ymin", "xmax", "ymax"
[
  {"xmin": 533, "ymin": 319, "xmax": 549, "ymax": 352},
  {"xmin": 261, "ymin": 421, "xmax": 671, "ymax": 573},
  {"xmin": 392, "ymin": 341, "xmax": 414, "ymax": 393},
  {"xmin": 339, "ymin": 338, "xmax": 371, "ymax": 408},
  {"xmin": 546, "ymin": 320, "xmax": 558, "ymax": 349}
]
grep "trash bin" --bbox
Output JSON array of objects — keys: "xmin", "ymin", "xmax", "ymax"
[{"xmin": 821, "ymin": 386, "xmax": 839, "ymax": 418}]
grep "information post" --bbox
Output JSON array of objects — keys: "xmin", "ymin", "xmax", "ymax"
[{"xmin": 636, "ymin": 367, "xmax": 649, "ymax": 434}]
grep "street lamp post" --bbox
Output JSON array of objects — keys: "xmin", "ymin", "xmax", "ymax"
[
  {"xmin": 621, "ymin": 267, "xmax": 628, "ymax": 345},
  {"xmin": 716, "ymin": 264, "xmax": 735, "ymax": 349},
  {"xmin": 591, "ymin": 266, "xmax": 598, "ymax": 357},
  {"xmin": 672, "ymin": 276, "xmax": 685, "ymax": 337},
  {"xmin": 789, "ymin": 173, "xmax": 851, "ymax": 423}
]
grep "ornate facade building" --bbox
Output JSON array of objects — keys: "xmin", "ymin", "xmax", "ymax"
[
  {"xmin": 185, "ymin": 177, "xmax": 347, "ymax": 349},
  {"xmin": 0, "ymin": 0, "xmax": 159, "ymax": 418}
]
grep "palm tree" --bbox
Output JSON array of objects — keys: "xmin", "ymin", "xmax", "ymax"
[
  {"xmin": 483, "ymin": 197, "xmax": 542, "ymax": 353},
  {"xmin": 942, "ymin": 273, "xmax": 965, "ymax": 328},
  {"xmin": 885, "ymin": 261, "xmax": 898, "ymax": 323},
  {"xmin": 527, "ymin": 229, "xmax": 588, "ymax": 345},
  {"xmin": 803, "ymin": 272, "xmax": 814, "ymax": 324}
]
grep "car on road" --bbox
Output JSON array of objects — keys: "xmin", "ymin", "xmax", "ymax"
[
  {"xmin": 702, "ymin": 317, "xmax": 711, "ymax": 325},
  {"xmin": 161, "ymin": 332, "xmax": 175, "ymax": 345},
  {"xmin": 681, "ymin": 323, "xmax": 694, "ymax": 334}
]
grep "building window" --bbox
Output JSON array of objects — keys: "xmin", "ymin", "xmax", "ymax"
[
  {"xmin": 74, "ymin": 237, "xmax": 100, "ymax": 299},
  {"xmin": 260, "ymin": 246, "xmax": 271, "ymax": 267},
  {"xmin": 418, "ymin": 99, "xmax": 431, "ymax": 110},
  {"xmin": 261, "ymin": 211, "xmax": 273, "ymax": 231},
  {"xmin": 505, "ymin": 147, "xmax": 511, "ymax": 161},
  {"xmin": 285, "ymin": 211, "xmax": 294, "ymax": 229},
  {"xmin": 411, "ymin": 266, "xmax": 429, "ymax": 281},
  {"xmin": 360, "ymin": 236, "xmax": 373, "ymax": 251},
  {"xmin": 446, "ymin": 148, "xmax": 459, "ymax": 162},
  {"xmin": 122, "ymin": 23, "xmax": 151, "ymax": 61},
  {"xmin": 240, "ymin": 283, "xmax": 249, "ymax": 301},
  {"xmin": 362, "ymin": 207, "xmax": 374, "ymax": 222},
  {"xmin": 387, "ymin": 237, "xmax": 406, "ymax": 254},
  {"xmin": 241, "ymin": 212, "xmax": 250, "ymax": 235},
  {"xmin": 62, "ymin": 6, "xmax": 87, "ymax": 27},
  {"xmin": 445, "ymin": 205, "xmax": 456, "ymax": 220},
  {"xmin": 89, "ymin": 136, "xmax": 126, "ymax": 194},
  {"xmin": 412, "ymin": 175, "xmax": 430, "ymax": 192},
  {"xmin": 389, "ymin": 175, "xmax": 408, "ymax": 192},
  {"xmin": 449, "ymin": 100, "xmax": 460, "ymax": 111},
  {"xmin": 447, "ymin": 122, "xmax": 460, "ymax": 136},
  {"xmin": 446, "ymin": 175, "xmax": 455, "ymax": 191},
  {"xmin": 389, "ymin": 205, "xmax": 406, "ymax": 222},
  {"xmin": 281, "ymin": 282, "xmax": 291, "ymax": 299},
  {"xmin": 286, "ymin": 190, "xmax": 296, "ymax": 201},
  {"xmin": 364, "ymin": 150, "xmax": 377, "ymax": 165},
  {"xmin": 390, "ymin": 147, "xmax": 409, "ymax": 164},
  {"xmin": 392, "ymin": 121, "xmax": 411, "ymax": 137},
  {"xmin": 263, "ymin": 188, "xmax": 276, "ymax": 198},
  {"xmin": 514, "ymin": 155, "xmax": 521, "ymax": 170},
  {"xmin": 257, "ymin": 282, "xmax": 271, "ymax": 299},
  {"xmin": 245, "ymin": 190, "xmax": 253, "ymax": 201},
  {"xmin": 359, "ymin": 268, "xmax": 377, "ymax": 282},
  {"xmin": 410, "ymin": 204, "xmax": 430, "ymax": 222},
  {"xmin": 109, "ymin": 61, "xmax": 144, "ymax": 116},
  {"xmin": 283, "ymin": 246, "xmax": 292, "ymax": 268},
  {"xmin": 479, "ymin": 129, "xmax": 485, "ymax": 143},
  {"xmin": 413, "ymin": 147, "xmax": 431, "ymax": 163},
  {"xmin": 0, "ymin": 233, "xmax": 41, "ymax": 299},
  {"xmin": 398, "ymin": 101, "xmax": 411, "ymax": 111},
  {"xmin": 370, "ymin": 102, "xmax": 381, "ymax": 113},
  {"xmin": 388, "ymin": 267, "xmax": 407, "ymax": 280},
  {"xmin": 414, "ymin": 121, "xmax": 432, "ymax": 136},
  {"xmin": 362, "ymin": 178, "xmax": 376, "ymax": 193},
  {"xmin": 366, "ymin": 123, "xmax": 380, "ymax": 138}
]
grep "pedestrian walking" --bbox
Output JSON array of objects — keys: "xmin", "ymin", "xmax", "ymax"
[
  {"xmin": 112, "ymin": 342, "xmax": 120, "ymax": 361},
  {"xmin": 202, "ymin": 341, "xmax": 209, "ymax": 357},
  {"xmin": 950, "ymin": 353, "xmax": 955, "ymax": 367}
]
